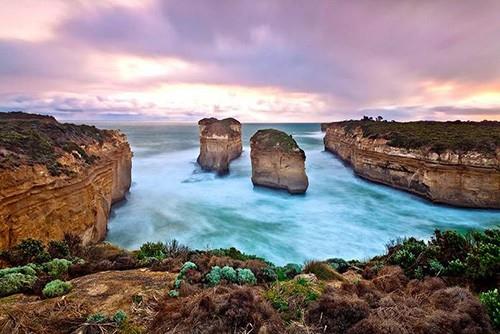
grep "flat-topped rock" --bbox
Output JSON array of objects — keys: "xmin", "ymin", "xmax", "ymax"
[
  {"xmin": 197, "ymin": 117, "xmax": 242, "ymax": 175},
  {"xmin": 250, "ymin": 129, "xmax": 308, "ymax": 194}
]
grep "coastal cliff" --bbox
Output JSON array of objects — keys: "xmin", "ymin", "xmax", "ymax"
[
  {"xmin": 197, "ymin": 117, "xmax": 242, "ymax": 174},
  {"xmin": 250, "ymin": 129, "xmax": 308, "ymax": 194},
  {"xmin": 324, "ymin": 120, "xmax": 500, "ymax": 208},
  {"xmin": 0, "ymin": 112, "xmax": 132, "ymax": 249}
]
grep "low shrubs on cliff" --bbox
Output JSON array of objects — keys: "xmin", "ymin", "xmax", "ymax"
[
  {"xmin": 0, "ymin": 265, "xmax": 38, "ymax": 296},
  {"xmin": 386, "ymin": 228, "xmax": 499, "ymax": 287},
  {"xmin": 1, "ymin": 238, "xmax": 50, "ymax": 265},
  {"xmin": 42, "ymin": 279, "xmax": 72, "ymax": 298},
  {"xmin": 137, "ymin": 239, "xmax": 190, "ymax": 261},
  {"xmin": 480, "ymin": 288, "xmax": 500, "ymax": 330},
  {"xmin": 44, "ymin": 258, "xmax": 72, "ymax": 278}
]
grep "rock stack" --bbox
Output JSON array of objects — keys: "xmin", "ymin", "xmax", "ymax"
[
  {"xmin": 197, "ymin": 117, "xmax": 242, "ymax": 175},
  {"xmin": 250, "ymin": 129, "xmax": 308, "ymax": 194}
]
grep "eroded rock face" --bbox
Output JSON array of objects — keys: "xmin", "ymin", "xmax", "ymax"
[
  {"xmin": 324, "ymin": 123, "xmax": 500, "ymax": 208},
  {"xmin": 197, "ymin": 117, "xmax": 242, "ymax": 174},
  {"xmin": 250, "ymin": 129, "xmax": 308, "ymax": 194},
  {"xmin": 0, "ymin": 113, "xmax": 132, "ymax": 249}
]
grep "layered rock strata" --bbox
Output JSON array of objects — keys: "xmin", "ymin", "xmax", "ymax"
[
  {"xmin": 197, "ymin": 117, "xmax": 242, "ymax": 174},
  {"xmin": 324, "ymin": 123, "xmax": 500, "ymax": 208},
  {"xmin": 0, "ymin": 112, "xmax": 132, "ymax": 249},
  {"xmin": 250, "ymin": 129, "xmax": 308, "ymax": 194}
]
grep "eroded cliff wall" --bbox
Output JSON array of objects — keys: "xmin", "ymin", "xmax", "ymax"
[
  {"xmin": 324, "ymin": 124, "xmax": 500, "ymax": 208},
  {"xmin": 0, "ymin": 114, "xmax": 132, "ymax": 249}
]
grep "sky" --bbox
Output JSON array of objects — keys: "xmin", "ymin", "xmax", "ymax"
[{"xmin": 0, "ymin": 0, "xmax": 499, "ymax": 122}]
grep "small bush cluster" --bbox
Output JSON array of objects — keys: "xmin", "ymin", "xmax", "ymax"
[
  {"xmin": 137, "ymin": 239, "xmax": 189, "ymax": 261},
  {"xmin": 42, "ymin": 279, "xmax": 72, "ymax": 298},
  {"xmin": 0, "ymin": 265, "xmax": 38, "ymax": 296},
  {"xmin": 44, "ymin": 258, "xmax": 72, "ymax": 278},
  {"xmin": 170, "ymin": 261, "xmax": 198, "ymax": 296},
  {"xmin": 210, "ymin": 247, "xmax": 264, "ymax": 262},
  {"xmin": 205, "ymin": 266, "xmax": 256, "ymax": 286},
  {"xmin": 387, "ymin": 228, "xmax": 499, "ymax": 284},
  {"xmin": 275, "ymin": 263, "xmax": 302, "ymax": 281},
  {"xmin": 479, "ymin": 289, "xmax": 500, "ymax": 330}
]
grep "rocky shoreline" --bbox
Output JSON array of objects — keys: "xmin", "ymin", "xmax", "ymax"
[{"xmin": 323, "ymin": 121, "xmax": 500, "ymax": 208}]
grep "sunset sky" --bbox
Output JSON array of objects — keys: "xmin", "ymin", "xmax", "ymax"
[{"xmin": 1, "ymin": 0, "xmax": 499, "ymax": 122}]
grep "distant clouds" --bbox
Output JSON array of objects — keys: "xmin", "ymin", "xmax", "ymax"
[{"xmin": 0, "ymin": 0, "xmax": 499, "ymax": 121}]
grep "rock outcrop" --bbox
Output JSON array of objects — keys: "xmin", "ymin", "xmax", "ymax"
[
  {"xmin": 197, "ymin": 117, "xmax": 242, "ymax": 174},
  {"xmin": 324, "ymin": 122, "xmax": 500, "ymax": 208},
  {"xmin": 250, "ymin": 129, "xmax": 308, "ymax": 194},
  {"xmin": 0, "ymin": 112, "xmax": 132, "ymax": 249}
]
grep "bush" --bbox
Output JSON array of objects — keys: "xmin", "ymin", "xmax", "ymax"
[
  {"xmin": 47, "ymin": 240, "xmax": 70, "ymax": 259},
  {"xmin": 206, "ymin": 266, "xmax": 222, "ymax": 286},
  {"xmin": 0, "ymin": 265, "xmax": 37, "ymax": 278},
  {"xmin": 44, "ymin": 258, "xmax": 72, "ymax": 278},
  {"xmin": 179, "ymin": 261, "xmax": 197, "ymax": 276},
  {"xmin": 326, "ymin": 258, "xmax": 349, "ymax": 273},
  {"xmin": 168, "ymin": 289, "xmax": 179, "ymax": 298},
  {"xmin": 479, "ymin": 289, "xmax": 500, "ymax": 330},
  {"xmin": 6, "ymin": 238, "xmax": 51, "ymax": 265},
  {"xmin": 87, "ymin": 312, "xmax": 107, "ymax": 323},
  {"xmin": 265, "ymin": 277, "xmax": 323, "ymax": 321},
  {"xmin": 237, "ymin": 268, "xmax": 256, "ymax": 285},
  {"xmin": 112, "ymin": 310, "xmax": 128, "ymax": 325},
  {"xmin": 137, "ymin": 242, "xmax": 167, "ymax": 260},
  {"xmin": 211, "ymin": 247, "xmax": 263, "ymax": 262},
  {"xmin": 0, "ymin": 272, "xmax": 37, "ymax": 296},
  {"xmin": 465, "ymin": 229, "xmax": 499, "ymax": 281},
  {"xmin": 304, "ymin": 261, "xmax": 345, "ymax": 281},
  {"xmin": 42, "ymin": 279, "xmax": 72, "ymax": 298},
  {"xmin": 221, "ymin": 266, "xmax": 238, "ymax": 283},
  {"xmin": 258, "ymin": 266, "xmax": 278, "ymax": 282},
  {"xmin": 275, "ymin": 263, "xmax": 302, "ymax": 281}
]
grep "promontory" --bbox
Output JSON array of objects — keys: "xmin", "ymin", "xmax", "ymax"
[
  {"xmin": 197, "ymin": 117, "xmax": 242, "ymax": 175},
  {"xmin": 0, "ymin": 112, "xmax": 132, "ymax": 249},
  {"xmin": 323, "ymin": 119, "xmax": 500, "ymax": 208},
  {"xmin": 250, "ymin": 129, "xmax": 308, "ymax": 194}
]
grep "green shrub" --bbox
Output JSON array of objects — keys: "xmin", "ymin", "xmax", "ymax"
[
  {"xmin": 264, "ymin": 277, "xmax": 323, "ymax": 321},
  {"xmin": 428, "ymin": 259, "xmax": 445, "ymax": 276},
  {"xmin": 206, "ymin": 266, "xmax": 222, "ymax": 286},
  {"xmin": 221, "ymin": 266, "xmax": 237, "ymax": 283},
  {"xmin": 44, "ymin": 258, "xmax": 72, "ymax": 278},
  {"xmin": 168, "ymin": 289, "xmax": 179, "ymax": 298},
  {"xmin": 259, "ymin": 266, "xmax": 278, "ymax": 282},
  {"xmin": 465, "ymin": 229, "xmax": 499, "ymax": 281},
  {"xmin": 237, "ymin": 268, "xmax": 256, "ymax": 285},
  {"xmin": 42, "ymin": 279, "xmax": 72, "ymax": 298},
  {"xmin": 211, "ymin": 247, "xmax": 263, "ymax": 262},
  {"xmin": 137, "ymin": 242, "xmax": 166, "ymax": 260},
  {"xmin": 8, "ymin": 238, "xmax": 50, "ymax": 264},
  {"xmin": 87, "ymin": 312, "xmax": 107, "ymax": 323},
  {"xmin": 0, "ymin": 272, "xmax": 37, "ymax": 296},
  {"xmin": 179, "ymin": 261, "xmax": 197, "ymax": 277},
  {"xmin": 275, "ymin": 263, "xmax": 302, "ymax": 281},
  {"xmin": 0, "ymin": 265, "xmax": 37, "ymax": 278},
  {"xmin": 48, "ymin": 240, "xmax": 70, "ymax": 259},
  {"xmin": 326, "ymin": 258, "xmax": 349, "ymax": 273},
  {"xmin": 479, "ymin": 289, "xmax": 499, "ymax": 329},
  {"xmin": 445, "ymin": 259, "xmax": 466, "ymax": 276},
  {"xmin": 112, "ymin": 310, "xmax": 128, "ymax": 325}
]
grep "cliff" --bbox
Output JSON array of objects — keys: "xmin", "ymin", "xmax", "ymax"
[
  {"xmin": 323, "ymin": 120, "xmax": 500, "ymax": 208},
  {"xmin": 250, "ymin": 129, "xmax": 308, "ymax": 194},
  {"xmin": 0, "ymin": 112, "xmax": 132, "ymax": 249},
  {"xmin": 197, "ymin": 117, "xmax": 242, "ymax": 175}
]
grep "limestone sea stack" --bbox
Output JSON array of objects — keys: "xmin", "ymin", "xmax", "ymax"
[
  {"xmin": 0, "ymin": 112, "xmax": 132, "ymax": 249},
  {"xmin": 250, "ymin": 129, "xmax": 309, "ymax": 194},
  {"xmin": 324, "ymin": 120, "xmax": 500, "ymax": 208},
  {"xmin": 197, "ymin": 117, "xmax": 242, "ymax": 175}
]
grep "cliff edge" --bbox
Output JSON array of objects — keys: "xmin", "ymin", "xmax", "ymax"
[
  {"xmin": 197, "ymin": 117, "xmax": 242, "ymax": 175},
  {"xmin": 250, "ymin": 129, "xmax": 308, "ymax": 194},
  {"xmin": 323, "ymin": 120, "xmax": 500, "ymax": 208},
  {"xmin": 0, "ymin": 112, "xmax": 132, "ymax": 249}
]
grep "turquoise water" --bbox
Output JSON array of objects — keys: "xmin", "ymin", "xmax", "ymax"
[{"xmin": 93, "ymin": 122, "xmax": 499, "ymax": 265}]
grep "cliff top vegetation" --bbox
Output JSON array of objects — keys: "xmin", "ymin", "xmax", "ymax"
[
  {"xmin": 251, "ymin": 129, "xmax": 302, "ymax": 153},
  {"xmin": 0, "ymin": 111, "xmax": 114, "ymax": 175},
  {"xmin": 330, "ymin": 119, "xmax": 500, "ymax": 154}
]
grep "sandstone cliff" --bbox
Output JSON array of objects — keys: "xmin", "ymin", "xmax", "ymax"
[
  {"xmin": 0, "ymin": 112, "xmax": 132, "ymax": 249},
  {"xmin": 250, "ymin": 129, "xmax": 308, "ymax": 194},
  {"xmin": 324, "ymin": 121, "xmax": 500, "ymax": 208},
  {"xmin": 197, "ymin": 117, "xmax": 242, "ymax": 175}
]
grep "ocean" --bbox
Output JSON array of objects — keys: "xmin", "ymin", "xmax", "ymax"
[{"xmin": 89, "ymin": 122, "xmax": 500, "ymax": 265}]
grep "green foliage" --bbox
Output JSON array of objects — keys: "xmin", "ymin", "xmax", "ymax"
[
  {"xmin": 221, "ymin": 266, "xmax": 238, "ymax": 283},
  {"xmin": 211, "ymin": 247, "xmax": 263, "ymax": 262},
  {"xmin": 275, "ymin": 263, "xmax": 302, "ymax": 281},
  {"xmin": 179, "ymin": 261, "xmax": 197, "ymax": 276},
  {"xmin": 42, "ymin": 279, "xmax": 72, "ymax": 298},
  {"xmin": 326, "ymin": 258, "xmax": 349, "ymax": 273},
  {"xmin": 206, "ymin": 266, "xmax": 222, "ymax": 286},
  {"xmin": 236, "ymin": 268, "xmax": 256, "ymax": 285},
  {"xmin": 137, "ymin": 242, "xmax": 167, "ymax": 260},
  {"xmin": 47, "ymin": 240, "xmax": 70, "ymax": 259},
  {"xmin": 112, "ymin": 310, "xmax": 128, "ymax": 325},
  {"xmin": 386, "ymin": 228, "xmax": 499, "ymax": 283},
  {"xmin": 87, "ymin": 312, "xmax": 107, "ymax": 323},
  {"xmin": 0, "ymin": 265, "xmax": 37, "ymax": 278},
  {"xmin": 251, "ymin": 129, "xmax": 300, "ymax": 152},
  {"xmin": 259, "ymin": 266, "xmax": 278, "ymax": 282},
  {"xmin": 168, "ymin": 289, "xmax": 179, "ymax": 298},
  {"xmin": 338, "ymin": 119, "xmax": 500, "ymax": 154},
  {"xmin": 264, "ymin": 278, "xmax": 323, "ymax": 321},
  {"xmin": 479, "ymin": 289, "xmax": 500, "ymax": 330},
  {"xmin": 44, "ymin": 258, "xmax": 72, "ymax": 278},
  {"xmin": 0, "ymin": 272, "xmax": 37, "ymax": 297},
  {"xmin": 10, "ymin": 238, "xmax": 50, "ymax": 264}
]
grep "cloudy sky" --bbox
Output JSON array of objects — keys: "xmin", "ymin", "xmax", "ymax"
[{"xmin": 1, "ymin": 0, "xmax": 499, "ymax": 122}]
